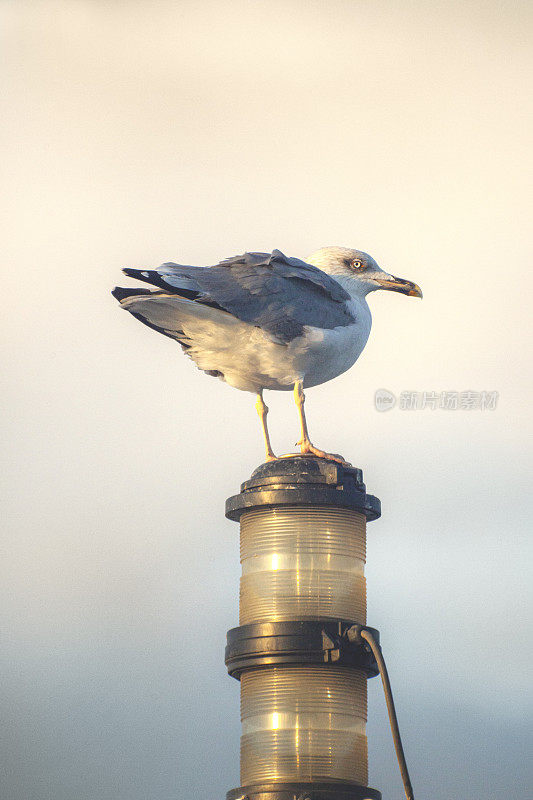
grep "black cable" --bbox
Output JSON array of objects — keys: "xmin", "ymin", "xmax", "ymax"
[{"xmin": 360, "ymin": 628, "xmax": 415, "ymax": 800}]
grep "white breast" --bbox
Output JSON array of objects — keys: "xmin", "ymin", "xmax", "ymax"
[{"xmin": 297, "ymin": 297, "xmax": 372, "ymax": 389}]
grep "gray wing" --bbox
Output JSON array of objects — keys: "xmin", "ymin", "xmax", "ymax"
[{"xmin": 123, "ymin": 250, "xmax": 355, "ymax": 343}]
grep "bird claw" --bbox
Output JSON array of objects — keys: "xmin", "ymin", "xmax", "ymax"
[{"xmin": 297, "ymin": 440, "xmax": 349, "ymax": 465}]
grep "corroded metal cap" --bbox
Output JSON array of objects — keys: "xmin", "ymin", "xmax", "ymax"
[{"xmin": 225, "ymin": 455, "xmax": 381, "ymax": 522}]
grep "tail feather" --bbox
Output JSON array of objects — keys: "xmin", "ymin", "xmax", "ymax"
[
  {"xmin": 112, "ymin": 286, "xmax": 259, "ymax": 383},
  {"xmin": 112, "ymin": 290, "xmax": 240, "ymax": 355}
]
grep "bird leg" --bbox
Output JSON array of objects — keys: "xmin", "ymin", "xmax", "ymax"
[
  {"xmin": 255, "ymin": 392, "xmax": 276, "ymax": 461},
  {"xmin": 293, "ymin": 380, "xmax": 347, "ymax": 464}
]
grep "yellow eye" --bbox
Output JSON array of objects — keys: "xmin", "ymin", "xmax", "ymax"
[{"xmin": 351, "ymin": 259, "xmax": 363, "ymax": 270}]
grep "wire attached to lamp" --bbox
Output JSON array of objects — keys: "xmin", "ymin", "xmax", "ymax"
[{"xmin": 360, "ymin": 628, "xmax": 415, "ymax": 800}]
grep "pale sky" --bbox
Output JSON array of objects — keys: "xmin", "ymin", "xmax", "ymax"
[{"xmin": 1, "ymin": 2, "xmax": 532, "ymax": 799}]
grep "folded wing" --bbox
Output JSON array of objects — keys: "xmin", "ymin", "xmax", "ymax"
[{"xmin": 119, "ymin": 250, "xmax": 355, "ymax": 344}]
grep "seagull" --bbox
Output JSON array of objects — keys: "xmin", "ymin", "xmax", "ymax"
[{"xmin": 112, "ymin": 247, "xmax": 422, "ymax": 463}]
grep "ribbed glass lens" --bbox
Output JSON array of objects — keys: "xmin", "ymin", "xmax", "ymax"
[
  {"xmin": 239, "ymin": 506, "xmax": 366, "ymax": 625},
  {"xmin": 240, "ymin": 665, "xmax": 368, "ymax": 785},
  {"xmin": 238, "ymin": 505, "xmax": 369, "ymax": 786}
]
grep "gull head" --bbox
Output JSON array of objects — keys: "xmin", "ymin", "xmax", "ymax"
[{"xmin": 306, "ymin": 246, "xmax": 422, "ymax": 299}]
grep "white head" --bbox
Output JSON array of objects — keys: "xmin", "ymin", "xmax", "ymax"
[{"xmin": 306, "ymin": 246, "xmax": 422, "ymax": 299}]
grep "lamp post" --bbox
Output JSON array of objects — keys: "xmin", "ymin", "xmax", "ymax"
[{"xmin": 224, "ymin": 455, "xmax": 385, "ymax": 800}]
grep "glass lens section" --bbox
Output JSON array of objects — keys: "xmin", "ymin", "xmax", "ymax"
[
  {"xmin": 239, "ymin": 506, "xmax": 366, "ymax": 624},
  {"xmin": 240, "ymin": 665, "xmax": 368, "ymax": 785}
]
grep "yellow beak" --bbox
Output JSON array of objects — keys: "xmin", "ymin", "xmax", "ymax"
[{"xmin": 374, "ymin": 276, "xmax": 423, "ymax": 298}]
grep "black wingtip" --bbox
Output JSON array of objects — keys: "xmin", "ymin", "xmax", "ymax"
[
  {"xmin": 112, "ymin": 286, "xmax": 154, "ymax": 302},
  {"xmin": 112, "ymin": 286, "xmax": 126, "ymax": 301},
  {"xmin": 121, "ymin": 267, "xmax": 170, "ymax": 290}
]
